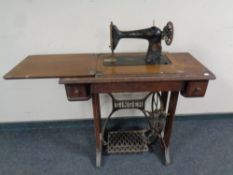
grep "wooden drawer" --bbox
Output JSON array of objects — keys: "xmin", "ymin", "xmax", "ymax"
[
  {"xmin": 65, "ymin": 84, "xmax": 90, "ymax": 101},
  {"xmin": 181, "ymin": 81, "xmax": 208, "ymax": 97}
]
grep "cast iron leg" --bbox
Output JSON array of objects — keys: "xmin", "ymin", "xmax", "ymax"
[
  {"xmin": 164, "ymin": 146, "xmax": 171, "ymax": 165},
  {"xmin": 163, "ymin": 91, "xmax": 179, "ymax": 165},
  {"xmin": 92, "ymin": 94, "xmax": 102, "ymax": 168}
]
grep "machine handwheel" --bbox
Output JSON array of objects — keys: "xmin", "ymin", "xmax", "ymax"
[{"xmin": 163, "ymin": 21, "xmax": 174, "ymax": 46}]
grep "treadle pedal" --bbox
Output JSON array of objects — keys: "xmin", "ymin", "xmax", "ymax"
[{"xmin": 107, "ymin": 130, "xmax": 149, "ymax": 154}]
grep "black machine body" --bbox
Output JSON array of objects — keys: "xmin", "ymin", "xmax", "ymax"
[{"xmin": 110, "ymin": 21, "xmax": 174, "ymax": 64}]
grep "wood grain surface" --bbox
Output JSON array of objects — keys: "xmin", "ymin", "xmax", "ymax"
[
  {"xmin": 4, "ymin": 53, "xmax": 97, "ymax": 79},
  {"xmin": 60, "ymin": 52, "xmax": 216, "ymax": 84},
  {"xmin": 4, "ymin": 52, "xmax": 215, "ymax": 82}
]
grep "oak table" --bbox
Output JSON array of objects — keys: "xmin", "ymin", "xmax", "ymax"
[{"xmin": 4, "ymin": 52, "xmax": 215, "ymax": 167}]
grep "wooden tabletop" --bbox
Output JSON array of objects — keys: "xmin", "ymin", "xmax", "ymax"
[
  {"xmin": 4, "ymin": 54, "xmax": 97, "ymax": 79},
  {"xmin": 4, "ymin": 52, "xmax": 215, "ymax": 83}
]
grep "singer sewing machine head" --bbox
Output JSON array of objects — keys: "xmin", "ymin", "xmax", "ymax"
[{"xmin": 106, "ymin": 21, "xmax": 174, "ymax": 66}]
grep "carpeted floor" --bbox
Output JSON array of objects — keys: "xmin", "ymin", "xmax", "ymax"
[{"xmin": 0, "ymin": 115, "xmax": 233, "ymax": 175}]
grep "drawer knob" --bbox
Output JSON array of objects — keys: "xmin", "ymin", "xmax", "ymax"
[
  {"xmin": 193, "ymin": 87, "xmax": 202, "ymax": 95},
  {"xmin": 74, "ymin": 89, "xmax": 79, "ymax": 94},
  {"xmin": 195, "ymin": 87, "xmax": 202, "ymax": 92}
]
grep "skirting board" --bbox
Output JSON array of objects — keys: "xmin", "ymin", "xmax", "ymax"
[{"xmin": 0, "ymin": 113, "xmax": 233, "ymax": 131}]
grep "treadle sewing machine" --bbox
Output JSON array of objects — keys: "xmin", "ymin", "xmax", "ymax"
[{"xmin": 4, "ymin": 21, "xmax": 215, "ymax": 167}]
